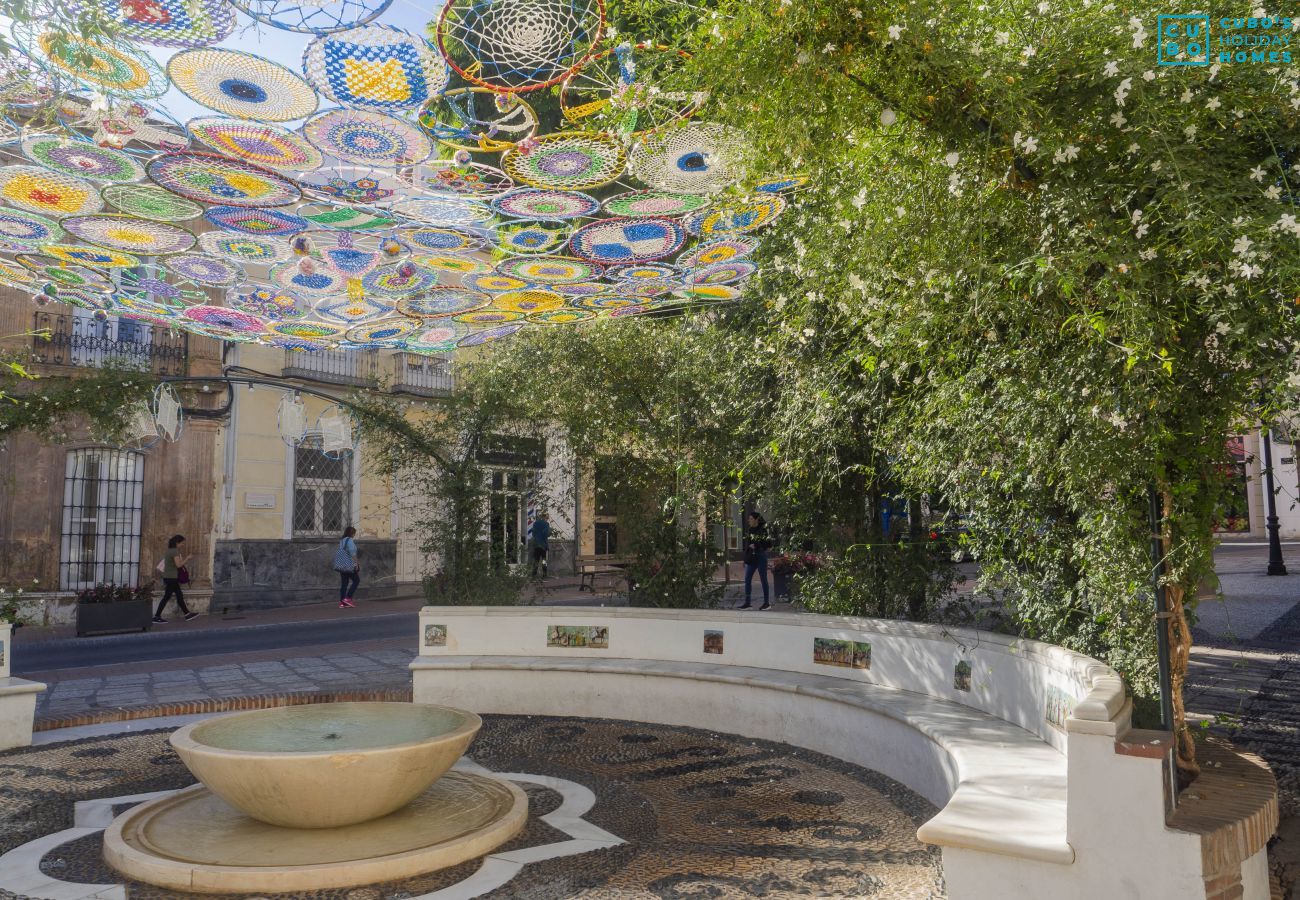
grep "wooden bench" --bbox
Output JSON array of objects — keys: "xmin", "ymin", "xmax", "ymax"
[{"xmin": 575, "ymin": 555, "xmax": 630, "ymax": 592}]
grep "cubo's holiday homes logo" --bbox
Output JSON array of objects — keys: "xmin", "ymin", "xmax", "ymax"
[{"xmin": 1157, "ymin": 13, "xmax": 1293, "ymax": 66}]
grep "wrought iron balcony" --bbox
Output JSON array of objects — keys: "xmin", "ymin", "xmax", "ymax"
[
  {"xmin": 392, "ymin": 352, "xmax": 454, "ymax": 397},
  {"xmin": 31, "ymin": 311, "xmax": 188, "ymax": 377},
  {"xmin": 282, "ymin": 348, "xmax": 380, "ymax": 387}
]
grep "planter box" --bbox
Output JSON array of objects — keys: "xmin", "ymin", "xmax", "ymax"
[{"xmin": 76, "ymin": 599, "xmax": 152, "ymax": 637}]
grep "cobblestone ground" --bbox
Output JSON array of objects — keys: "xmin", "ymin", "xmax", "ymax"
[
  {"xmin": 35, "ymin": 649, "xmax": 415, "ymax": 723},
  {"xmin": 1213, "ymin": 601, "xmax": 1300, "ymax": 898},
  {"xmin": 0, "ymin": 716, "xmax": 944, "ymax": 900}
]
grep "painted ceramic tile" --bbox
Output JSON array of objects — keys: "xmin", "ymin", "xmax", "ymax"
[
  {"xmin": 1045, "ymin": 684, "xmax": 1077, "ymax": 731},
  {"xmin": 813, "ymin": 637, "xmax": 871, "ymax": 670},
  {"xmin": 547, "ymin": 624, "xmax": 609, "ymax": 649},
  {"xmin": 954, "ymin": 659, "xmax": 972, "ymax": 692},
  {"xmin": 424, "ymin": 624, "xmax": 447, "ymax": 647},
  {"xmin": 703, "ymin": 630, "xmax": 723, "ymax": 655}
]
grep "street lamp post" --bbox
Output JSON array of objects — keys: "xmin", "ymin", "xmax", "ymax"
[{"xmin": 1260, "ymin": 426, "xmax": 1288, "ymax": 576}]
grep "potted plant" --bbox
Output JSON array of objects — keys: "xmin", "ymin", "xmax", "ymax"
[
  {"xmin": 771, "ymin": 552, "xmax": 824, "ymax": 600},
  {"xmin": 75, "ymin": 582, "xmax": 156, "ymax": 637}
]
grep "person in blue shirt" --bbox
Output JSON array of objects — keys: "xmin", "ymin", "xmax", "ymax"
[
  {"xmin": 528, "ymin": 513, "xmax": 551, "ymax": 578},
  {"xmin": 334, "ymin": 526, "xmax": 360, "ymax": 608}
]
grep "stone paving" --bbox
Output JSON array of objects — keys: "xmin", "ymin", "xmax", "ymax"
[
  {"xmin": 0, "ymin": 716, "xmax": 944, "ymax": 900},
  {"xmin": 34, "ymin": 648, "xmax": 415, "ymax": 724}
]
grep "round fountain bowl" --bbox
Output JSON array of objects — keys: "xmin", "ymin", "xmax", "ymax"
[{"xmin": 169, "ymin": 702, "xmax": 481, "ymax": 829}]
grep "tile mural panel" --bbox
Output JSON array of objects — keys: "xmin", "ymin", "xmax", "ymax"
[
  {"xmin": 547, "ymin": 625, "xmax": 609, "ymax": 649},
  {"xmin": 954, "ymin": 659, "xmax": 972, "ymax": 692},
  {"xmin": 703, "ymin": 630, "xmax": 724, "ymax": 654},
  {"xmin": 424, "ymin": 624, "xmax": 447, "ymax": 647},
  {"xmin": 813, "ymin": 637, "xmax": 871, "ymax": 670},
  {"xmin": 1045, "ymin": 685, "xmax": 1078, "ymax": 731}
]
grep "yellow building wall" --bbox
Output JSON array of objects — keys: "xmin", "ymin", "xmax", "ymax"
[{"xmin": 224, "ymin": 343, "xmax": 395, "ymax": 541}]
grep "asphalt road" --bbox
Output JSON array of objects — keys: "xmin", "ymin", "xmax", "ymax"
[{"xmin": 10, "ymin": 610, "xmax": 417, "ymax": 676}]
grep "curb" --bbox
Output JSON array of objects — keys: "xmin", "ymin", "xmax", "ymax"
[{"xmin": 34, "ymin": 685, "xmax": 414, "ymax": 732}]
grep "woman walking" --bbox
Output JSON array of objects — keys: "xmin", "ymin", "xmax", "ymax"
[
  {"xmin": 334, "ymin": 526, "xmax": 360, "ymax": 609},
  {"xmin": 154, "ymin": 535, "xmax": 197, "ymax": 624}
]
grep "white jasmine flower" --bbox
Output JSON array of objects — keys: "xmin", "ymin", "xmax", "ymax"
[
  {"xmin": 944, "ymin": 152, "xmax": 960, "ymax": 167},
  {"xmin": 1141, "ymin": 69, "xmax": 1156, "ymax": 82},
  {"xmin": 1114, "ymin": 77, "xmax": 1132, "ymax": 106},
  {"xmin": 1103, "ymin": 61, "xmax": 1120, "ymax": 77},
  {"xmin": 995, "ymin": 31, "xmax": 1010, "ymax": 45},
  {"xmin": 1136, "ymin": 223, "xmax": 1149, "ymax": 237},
  {"xmin": 1184, "ymin": 125, "xmax": 1197, "ymax": 140},
  {"xmin": 1180, "ymin": 89, "xmax": 1193, "ymax": 103},
  {"xmin": 1250, "ymin": 165, "xmax": 1267, "ymax": 182},
  {"xmin": 1233, "ymin": 235, "xmax": 1254, "ymax": 255},
  {"xmin": 888, "ymin": 24, "xmax": 904, "ymax": 40},
  {"xmin": 1264, "ymin": 184, "xmax": 1282, "ymax": 200},
  {"xmin": 1206, "ymin": 96, "xmax": 1221, "ymax": 110},
  {"xmin": 1111, "ymin": 112, "xmax": 1128, "ymax": 127}
]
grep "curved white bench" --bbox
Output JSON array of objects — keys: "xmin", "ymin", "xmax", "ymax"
[{"xmin": 410, "ymin": 607, "xmax": 1272, "ymax": 900}]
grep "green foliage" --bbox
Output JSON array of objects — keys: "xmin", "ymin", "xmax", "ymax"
[
  {"xmin": 350, "ymin": 381, "xmax": 537, "ymax": 606},
  {"xmin": 798, "ymin": 542, "xmax": 958, "ymax": 622},
  {"xmin": 0, "ymin": 351, "xmax": 157, "ymax": 443}
]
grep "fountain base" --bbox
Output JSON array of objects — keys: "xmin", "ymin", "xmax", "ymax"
[{"xmin": 103, "ymin": 770, "xmax": 528, "ymax": 894}]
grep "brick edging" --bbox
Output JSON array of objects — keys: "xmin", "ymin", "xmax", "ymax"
[{"xmin": 34, "ymin": 686, "xmax": 415, "ymax": 732}]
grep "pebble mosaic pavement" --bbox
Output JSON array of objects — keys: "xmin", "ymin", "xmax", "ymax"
[{"xmin": 0, "ymin": 715, "xmax": 945, "ymax": 899}]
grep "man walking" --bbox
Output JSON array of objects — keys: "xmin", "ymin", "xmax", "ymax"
[{"xmin": 528, "ymin": 512, "xmax": 551, "ymax": 579}]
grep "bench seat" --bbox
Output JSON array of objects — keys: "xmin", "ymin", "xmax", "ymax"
[{"xmin": 410, "ymin": 654, "xmax": 1072, "ymax": 865}]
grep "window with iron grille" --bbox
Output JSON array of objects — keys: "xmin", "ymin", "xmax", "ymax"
[
  {"xmin": 60, "ymin": 449, "xmax": 145, "ymax": 590},
  {"xmin": 293, "ymin": 436, "xmax": 352, "ymax": 536}
]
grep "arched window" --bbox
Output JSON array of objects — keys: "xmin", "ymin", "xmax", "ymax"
[{"xmin": 60, "ymin": 449, "xmax": 145, "ymax": 590}]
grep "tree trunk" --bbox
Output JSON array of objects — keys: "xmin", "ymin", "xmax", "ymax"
[{"xmin": 1161, "ymin": 489, "xmax": 1200, "ymax": 778}]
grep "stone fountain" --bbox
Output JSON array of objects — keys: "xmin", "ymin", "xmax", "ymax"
[{"xmin": 103, "ymin": 702, "xmax": 527, "ymax": 893}]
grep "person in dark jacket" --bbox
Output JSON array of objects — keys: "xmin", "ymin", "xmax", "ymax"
[
  {"xmin": 528, "ymin": 513, "xmax": 551, "ymax": 578},
  {"xmin": 738, "ymin": 511, "xmax": 771, "ymax": 610}
]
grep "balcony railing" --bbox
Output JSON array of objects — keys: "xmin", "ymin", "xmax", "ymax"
[
  {"xmin": 392, "ymin": 353, "xmax": 454, "ymax": 397},
  {"xmin": 32, "ymin": 311, "xmax": 188, "ymax": 377},
  {"xmin": 282, "ymin": 349, "xmax": 381, "ymax": 386}
]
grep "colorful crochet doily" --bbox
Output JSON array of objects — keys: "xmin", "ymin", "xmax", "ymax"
[
  {"xmin": 398, "ymin": 225, "xmax": 491, "ymax": 254},
  {"xmin": 164, "ymin": 252, "xmax": 245, "ymax": 286},
  {"xmin": 628, "ymin": 123, "xmax": 749, "ymax": 195},
  {"xmin": 302, "ymin": 108, "xmax": 433, "ymax": 167},
  {"xmin": 496, "ymin": 255, "xmax": 601, "ymax": 285},
  {"xmin": 418, "ymin": 160, "xmax": 513, "ymax": 198},
  {"xmin": 187, "ymin": 117, "xmax": 324, "ymax": 173},
  {"xmin": 456, "ymin": 321, "xmax": 526, "ymax": 345},
  {"xmin": 397, "ymin": 288, "xmax": 490, "ymax": 318},
  {"xmin": 182, "ymin": 304, "xmax": 267, "ymax": 332},
  {"xmin": 148, "ymin": 152, "xmax": 302, "ymax": 208},
  {"xmin": 495, "ymin": 219, "xmax": 571, "ymax": 255},
  {"xmin": 21, "ymin": 137, "xmax": 145, "ymax": 183},
  {"xmin": 90, "ymin": 0, "xmax": 237, "ymax": 48},
  {"xmin": 303, "ymin": 24, "xmax": 448, "ymax": 111},
  {"xmin": 675, "ymin": 238, "xmax": 755, "ymax": 269},
  {"xmin": 25, "ymin": 28, "xmax": 168, "ymax": 98},
  {"xmin": 684, "ymin": 195, "xmax": 786, "ymax": 237},
  {"xmin": 528, "ymin": 308, "xmax": 595, "ymax": 325},
  {"xmin": 490, "ymin": 187, "xmax": 600, "ymax": 220},
  {"xmin": 0, "ymin": 166, "xmax": 103, "ymax": 217},
  {"xmin": 0, "ymin": 208, "xmax": 63, "ymax": 250},
  {"xmin": 203, "ymin": 205, "xmax": 309, "ymax": 237},
  {"xmin": 489, "ymin": 288, "xmax": 565, "ymax": 313},
  {"xmin": 37, "ymin": 243, "xmax": 142, "ymax": 268},
  {"xmin": 603, "ymin": 189, "xmax": 710, "ymax": 218},
  {"xmin": 198, "ymin": 230, "xmax": 292, "ymax": 263},
  {"xmin": 568, "ymin": 217, "xmax": 685, "ymax": 264},
  {"xmin": 501, "ymin": 131, "xmax": 626, "ymax": 190},
  {"xmin": 61, "ymin": 214, "xmax": 197, "ymax": 255},
  {"xmin": 167, "ymin": 48, "xmax": 319, "ymax": 121},
  {"xmin": 313, "ymin": 294, "xmax": 396, "ymax": 323},
  {"xmin": 101, "ymin": 183, "xmax": 204, "ymax": 222}
]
